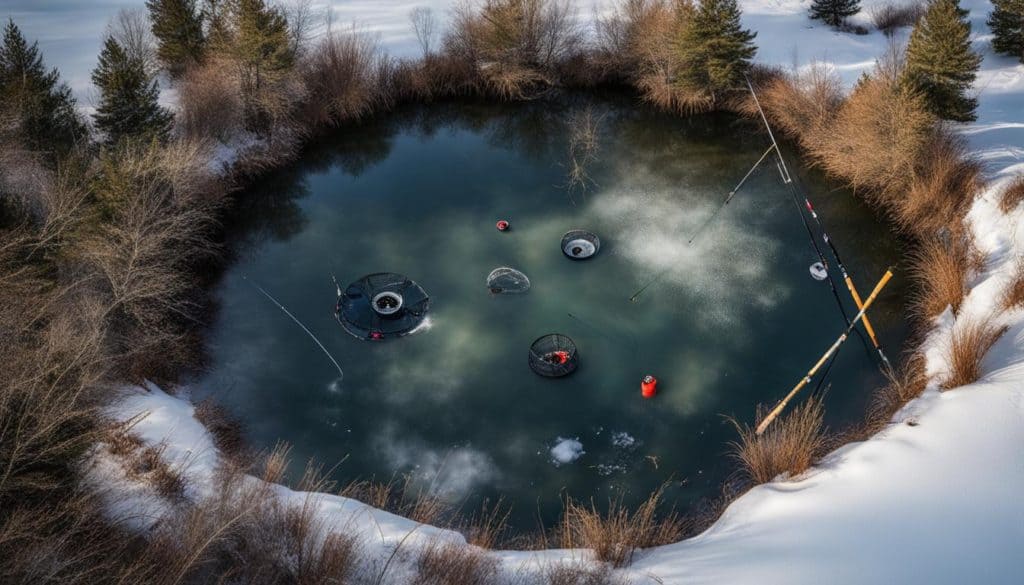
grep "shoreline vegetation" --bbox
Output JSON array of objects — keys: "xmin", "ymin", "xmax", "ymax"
[{"xmin": 1, "ymin": 0, "xmax": 1017, "ymax": 582}]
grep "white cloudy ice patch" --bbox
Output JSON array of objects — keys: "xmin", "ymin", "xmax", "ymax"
[
  {"xmin": 550, "ymin": 437, "xmax": 585, "ymax": 466},
  {"xmin": 375, "ymin": 430, "xmax": 498, "ymax": 500},
  {"xmin": 592, "ymin": 177, "xmax": 789, "ymax": 331}
]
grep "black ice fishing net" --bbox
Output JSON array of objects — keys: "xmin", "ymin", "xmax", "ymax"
[
  {"xmin": 528, "ymin": 334, "xmax": 579, "ymax": 377},
  {"xmin": 336, "ymin": 272, "xmax": 430, "ymax": 340},
  {"xmin": 486, "ymin": 267, "xmax": 531, "ymax": 294},
  {"xmin": 561, "ymin": 229, "xmax": 600, "ymax": 260}
]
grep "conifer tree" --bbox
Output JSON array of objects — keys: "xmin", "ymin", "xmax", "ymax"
[
  {"xmin": 91, "ymin": 36, "xmax": 173, "ymax": 145},
  {"xmin": 902, "ymin": 0, "xmax": 982, "ymax": 122},
  {"xmin": 676, "ymin": 0, "xmax": 757, "ymax": 100},
  {"xmin": 146, "ymin": 0, "xmax": 206, "ymax": 76},
  {"xmin": 989, "ymin": 0, "xmax": 1024, "ymax": 63},
  {"xmin": 229, "ymin": 0, "xmax": 293, "ymax": 94},
  {"xmin": 809, "ymin": 0, "xmax": 861, "ymax": 28},
  {"xmin": 0, "ymin": 19, "xmax": 86, "ymax": 156}
]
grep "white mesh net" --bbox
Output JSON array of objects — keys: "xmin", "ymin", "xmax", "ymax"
[{"xmin": 486, "ymin": 267, "xmax": 531, "ymax": 294}]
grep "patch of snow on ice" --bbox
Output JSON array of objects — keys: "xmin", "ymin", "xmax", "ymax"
[{"xmin": 550, "ymin": 437, "xmax": 585, "ymax": 466}]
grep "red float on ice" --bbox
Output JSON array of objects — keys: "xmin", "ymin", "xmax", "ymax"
[
  {"xmin": 496, "ymin": 220, "xmax": 510, "ymax": 232},
  {"xmin": 641, "ymin": 375, "xmax": 658, "ymax": 398}
]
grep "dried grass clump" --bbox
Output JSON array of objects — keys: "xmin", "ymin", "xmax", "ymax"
[
  {"xmin": 193, "ymin": 398, "xmax": 247, "ymax": 460},
  {"xmin": 998, "ymin": 174, "xmax": 1024, "ymax": 213},
  {"xmin": 564, "ymin": 107, "xmax": 603, "ymax": 197},
  {"xmin": 545, "ymin": 562, "xmax": 629, "ymax": 585},
  {"xmin": 595, "ymin": 0, "xmax": 680, "ymax": 82},
  {"xmin": 142, "ymin": 450, "xmax": 363, "ymax": 584},
  {"xmin": 864, "ymin": 353, "xmax": 928, "ymax": 433},
  {"xmin": 177, "ymin": 61, "xmax": 243, "ymax": 142},
  {"xmin": 729, "ymin": 394, "xmax": 827, "ymax": 485},
  {"xmin": 1001, "ymin": 258, "xmax": 1024, "ymax": 310},
  {"xmin": 340, "ymin": 475, "xmax": 450, "ymax": 527},
  {"xmin": 558, "ymin": 485, "xmax": 685, "ymax": 568},
  {"xmin": 870, "ymin": 2, "xmax": 926, "ymax": 35},
  {"xmin": 941, "ymin": 319, "xmax": 1005, "ymax": 390},
  {"xmin": 910, "ymin": 237, "xmax": 970, "ymax": 318},
  {"xmin": 412, "ymin": 541, "xmax": 499, "ymax": 585}
]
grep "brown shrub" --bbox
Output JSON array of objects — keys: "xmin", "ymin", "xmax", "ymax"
[
  {"xmin": 760, "ymin": 64, "xmax": 843, "ymax": 152},
  {"xmin": 942, "ymin": 319, "xmax": 1005, "ymax": 390},
  {"xmin": 870, "ymin": 2, "xmax": 926, "ymax": 34},
  {"xmin": 412, "ymin": 541, "xmax": 499, "ymax": 585},
  {"xmin": 816, "ymin": 73, "xmax": 933, "ymax": 198},
  {"xmin": 897, "ymin": 128, "xmax": 978, "ymax": 237},
  {"xmin": 998, "ymin": 174, "xmax": 1024, "ymax": 213},
  {"xmin": 177, "ymin": 61, "xmax": 243, "ymax": 142},
  {"xmin": 595, "ymin": 0, "xmax": 679, "ymax": 83},
  {"xmin": 558, "ymin": 485, "xmax": 685, "ymax": 568},
  {"xmin": 910, "ymin": 237, "xmax": 969, "ymax": 319},
  {"xmin": 729, "ymin": 394, "xmax": 827, "ymax": 485},
  {"xmin": 300, "ymin": 30, "xmax": 384, "ymax": 129}
]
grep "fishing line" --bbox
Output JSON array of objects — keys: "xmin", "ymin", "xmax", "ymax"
[
  {"xmin": 242, "ymin": 275, "xmax": 345, "ymax": 380},
  {"xmin": 628, "ymin": 144, "xmax": 777, "ymax": 303}
]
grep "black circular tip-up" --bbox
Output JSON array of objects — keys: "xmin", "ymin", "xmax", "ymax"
[{"xmin": 336, "ymin": 273, "xmax": 429, "ymax": 340}]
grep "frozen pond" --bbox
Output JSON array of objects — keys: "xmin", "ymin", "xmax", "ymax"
[{"xmin": 195, "ymin": 93, "xmax": 908, "ymax": 532}]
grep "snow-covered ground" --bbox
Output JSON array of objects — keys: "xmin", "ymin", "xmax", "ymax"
[{"xmin": 37, "ymin": 0, "xmax": 1021, "ymax": 582}]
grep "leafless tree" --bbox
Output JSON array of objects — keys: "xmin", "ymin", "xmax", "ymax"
[
  {"xmin": 106, "ymin": 8, "xmax": 158, "ymax": 75},
  {"xmin": 410, "ymin": 6, "xmax": 438, "ymax": 57},
  {"xmin": 280, "ymin": 0, "xmax": 321, "ymax": 57}
]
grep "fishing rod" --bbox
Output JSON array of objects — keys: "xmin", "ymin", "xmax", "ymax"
[
  {"xmin": 628, "ymin": 144, "xmax": 778, "ymax": 303},
  {"xmin": 745, "ymin": 74, "xmax": 889, "ymax": 370},
  {"xmin": 243, "ymin": 275, "xmax": 345, "ymax": 380},
  {"xmin": 798, "ymin": 193, "xmax": 893, "ymax": 370},
  {"xmin": 756, "ymin": 267, "xmax": 894, "ymax": 435}
]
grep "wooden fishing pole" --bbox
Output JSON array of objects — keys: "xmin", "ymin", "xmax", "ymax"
[
  {"xmin": 756, "ymin": 267, "xmax": 894, "ymax": 435},
  {"xmin": 800, "ymin": 199, "xmax": 892, "ymax": 371}
]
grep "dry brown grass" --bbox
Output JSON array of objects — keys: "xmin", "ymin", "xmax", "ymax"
[
  {"xmin": 864, "ymin": 353, "xmax": 928, "ymax": 433},
  {"xmin": 870, "ymin": 1, "xmax": 926, "ymax": 34},
  {"xmin": 412, "ymin": 540, "xmax": 499, "ymax": 585},
  {"xmin": 998, "ymin": 175, "xmax": 1024, "ymax": 213},
  {"xmin": 759, "ymin": 64, "xmax": 843, "ymax": 149},
  {"xmin": 941, "ymin": 318, "xmax": 1005, "ymax": 390},
  {"xmin": 898, "ymin": 128, "xmax": 979, "ymax": 237},
  {"xmin": 557, "ymin": 484, "xmax": 685, "ymax": 568},
  {"xmin": 911, "ymin": 236, "xmax": 970, "ymax": 319},
  {"xmin": 544, "ymin": 562, "xmax": 629, "ymax": 585},
  {"xmin": 729, "ymin": 394, "xmax": 827, "ymax": 485},
  {"xmin": 1001, "ymin": 258, "xmax": 1024, "ymax": 310},
  {"xmin": 193, "ymin": 398, "xmax": 247, "ymax": 460}
]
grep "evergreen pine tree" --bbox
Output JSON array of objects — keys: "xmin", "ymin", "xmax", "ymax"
[
  {"xmin": 91, "ymin": 36, "xmax": 173, "ymax": 145},
  {"xmin": 988, "ymin": 0, "xmax": 1024, "ymax": 63},
  {"xmin": 676, "ymin": 0, "xmax": 757, "ymax": 100},
  {"xmin": 0, "ymin": 19, "xmax": 86, "ymax": 157},
  {"xmin": 146, "ymin": 0, "xmax": 206, "ymax": 76},
  {"xmin": 902, "ymin": 0, "xmax": 982, "ymax": 122},
  {"xmin": 230, "ymin": 0, "xmax": 293, "ymax": 94},
  {"xmin": 809, "ymin": 0, "xmax": 861, "ymax": 28}
]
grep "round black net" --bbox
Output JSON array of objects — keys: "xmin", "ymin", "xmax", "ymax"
[
  {"xmin": 561, "ymin": 229, "xmax": 601, "ymax": 260},
  {"xmin": 336, "ymin": 273, "xmax": 430, "ymax": 340},
  {"xmin": 486, "ymin": 267, "xmax": 531, "ymax": 294},
  {"xmin": 528, "ymin": 334, "xmax": 579, "ymax": 377}
]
